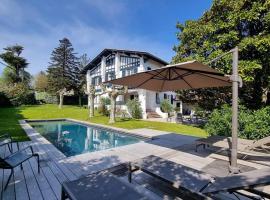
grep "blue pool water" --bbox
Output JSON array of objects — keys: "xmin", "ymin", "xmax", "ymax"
[{"xmin": 29, "ymin": 120, "xmax": 142, "ymax": 157}]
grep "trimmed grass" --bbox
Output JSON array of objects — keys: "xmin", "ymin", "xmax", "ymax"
[{"xmin": 0, "ymin": 104, "xmax": 208, "ymax": 141}]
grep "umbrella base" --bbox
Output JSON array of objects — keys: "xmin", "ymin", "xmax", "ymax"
[{"xmin": 229, "ymin": 165, "xmax": 241, "ymax": 174}]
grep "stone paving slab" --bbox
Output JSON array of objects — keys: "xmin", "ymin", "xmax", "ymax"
[{"xmin": 128, "ymin": 128, "xmax": 171, "ymax": 138}]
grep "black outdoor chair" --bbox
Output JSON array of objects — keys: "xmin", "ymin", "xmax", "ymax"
[
  {"xmin": 0, "ymin": 145, "xmax": 40, "ymax": 190},
  {"xmin": 175, "ymin": 113, "xmax": 183, "ymax": 123},
  {"xmin": 0, "ymin": 133, "xmax": 19, "ymax": 153}
]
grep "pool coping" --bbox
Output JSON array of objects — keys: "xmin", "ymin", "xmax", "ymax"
[
  {"xmin": 19, "ymin": 118, "xmax": 157, "ymax": 160},
  {"xmin": 24, "ymin": 118, "xmax": 154, "ymax": 140}
]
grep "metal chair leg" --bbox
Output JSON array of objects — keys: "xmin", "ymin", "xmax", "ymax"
[
  {"xmin": 7, "ymin": 143, "xmax": 12, "ymax": 153},
  {"xmin": 61, "ymin": 187, "xmax": 67, "ymax": 200},
  {"xmin": 4, "ymin": 169, "xmax": 14, "ymax": 190},
  {"xmin": 35, "ymin": 154, "xmax": 40, "ymax": 173},
  {"xmin": 128, "ymin": 162, "xmax": 132, "ymax": 183},
  {"xmin": 16, "ymin": 141, "xmax": 19, "ymax": 151}
]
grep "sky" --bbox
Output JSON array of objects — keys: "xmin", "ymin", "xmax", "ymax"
[{"xmin": 0, "ymin": 0, "xmax": 212, "ymax": 75}]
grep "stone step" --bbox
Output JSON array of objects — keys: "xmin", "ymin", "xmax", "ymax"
[{"xmin": 146, "ymin": 111, "xmax": 161, "ymax": 118}]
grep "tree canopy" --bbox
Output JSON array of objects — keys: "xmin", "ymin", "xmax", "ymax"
[
  {"xmin": 0, "ymin": 44, "xmax": 29, "ymax": 83},
  {"xmin": 34, "ymin": 71, "xmax": 48, "ymax": 92},
  {"xmin": 76, "ymin": 53, "xmax": 90, "ymax": 94},
  {"xmin": 173, "ymin": 0, "xmax": 270, "ymax": 109},
  {"xmin": 47, "ymin": 38, "xmax": 79, "ymax": 94}
]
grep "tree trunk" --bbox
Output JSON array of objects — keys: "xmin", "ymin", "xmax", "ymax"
[
  {"xmin": 109, "ymin": 96, "xmax": 116, "ymax": 124},
  {"xmin": 78, "ymin": 95, "xmax": 82, "ymax": 107},
  {"xmin": 266, "ymin": 90, "xmax": 270, "ymax": 106},
  {"xmin": 89, "ymin": 94, "xmax": 95, "ymax": 118},
  {"xmin": 59, "ymin": 93, "xmax": 64, "ymax": 109}
]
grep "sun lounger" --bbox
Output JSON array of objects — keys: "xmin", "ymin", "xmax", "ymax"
[
  {"xmin": 195, "ymin": 135, "xmax": 270, "ymax": 154},
  {"xmin": 129, "ymin": 155, "xmax": 270, "ymax": 199},
  {"xmin": 61, "ymin": 171, "xmax": 147, "ymax": 200}
]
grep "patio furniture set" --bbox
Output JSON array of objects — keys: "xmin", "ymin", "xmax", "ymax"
[{"xmin": 1, "ymin": 132, "xmax": 269, "ymax": 199}]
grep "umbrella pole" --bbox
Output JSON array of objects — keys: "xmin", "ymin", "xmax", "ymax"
[{"xmin": 229, "ymin": 47, "xmax": 240, "ymax": 173}]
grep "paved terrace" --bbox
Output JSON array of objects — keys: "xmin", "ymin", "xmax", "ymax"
[{"xmin": 0, "ymin": 120, "xmax": 269, "ymax": 199}]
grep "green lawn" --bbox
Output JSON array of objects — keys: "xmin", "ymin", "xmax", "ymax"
[{"xmin": 0, "ymin": 104, "xmax": 208, "ymax": 141}]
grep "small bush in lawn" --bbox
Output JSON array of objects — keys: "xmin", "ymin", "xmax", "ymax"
[
  {"xmin": 98, "ymin": 97, "xmax": 110, "ymax": 116},
  {"xmin": 205, "ymin": 104, "xmax": 270, "ymax": 140},
  {"xmin": 126, "ymin": 98, "xmax": 142, "ymax": 119},
  {"xmin": 160, "ymin": 100, "xmax": 173, "ymax": 117}
]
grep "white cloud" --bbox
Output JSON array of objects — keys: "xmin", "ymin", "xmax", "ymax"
[
  {"xmin": 83, "ymin": 0, "xmax": 126, "ymax": 19},
  {"xmin": 0, "ymin": 1, "xmax": 173, "ymax": 75}
]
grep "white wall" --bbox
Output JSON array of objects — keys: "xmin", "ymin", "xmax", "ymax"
[{"xmin": 86, "ymin": 52, "xmax": 178, "ymax": 119}]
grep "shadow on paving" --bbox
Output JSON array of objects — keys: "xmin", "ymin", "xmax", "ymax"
[{"xmin": 146, "ymin": 133, "xmax": 199, "ymax": 149}]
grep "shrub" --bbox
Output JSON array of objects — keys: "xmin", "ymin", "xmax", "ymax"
[
  {"xmin": 35, "ymin": 92, "xmax": 58, "ymax": 104},
  {"xmin": 0, "ymin": 91, "xmax": 11, "ymax": 107},
  {"xmin": 0, "ymin": 83, "xmax": 36, "ymax": 106},
  {"xmin": 205, "ymin": 104, "xmax": 270, "ymax": 140},
  {"xmin": 160, "ymin": 100, "xmax": 173, "ymax": 117},
  {"xmin": 116, "ymin": 108, "xmax": 129, "ymax": 119},
  {"xmin": 98, "ymin": 97, "xmax": 109, "ymax": 116},
  {"xmin": 126, "ymin": 98, "xmax": 142, "ymax": 119}
]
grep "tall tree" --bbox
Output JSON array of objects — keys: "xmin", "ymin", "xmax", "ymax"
[
  {"xmin": 47, "ymin": 38, "xmax": 79, "ymax": 108},
  {"xmin": 173, "ymin": 0, "xmax": 270, "ymax": 109},
  {"xmin": 76, "ymin": 53, "xmax": 90, "ymax": 106},
  {"xmin": 34, "ymin": 71, "xmax": 48, "ymax": 92},
  {"xmin": 0, "ymin": 44, "xmax": 28, "ymax": 83}
]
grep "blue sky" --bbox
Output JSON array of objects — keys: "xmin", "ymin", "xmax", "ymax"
[{"xmin": 0, "ymin": 0, "xmax": 212, "ymax": 75}]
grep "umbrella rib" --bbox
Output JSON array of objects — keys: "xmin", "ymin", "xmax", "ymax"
[
  {"xmin": 172, "ymin": 67, "xmax": 224, "ymax": 76},
  {"xmin": 196, "ymin": 72, "xmax": 230, "ymax": 83},
  {"xmin": 171, "ymin": 68, "xmax": 193, "ymax": 88},
  {"xmin": 135, "ymin": 68, "xmax": 167, "ymax": 88},
  {"xmin": 160, "ymin": 69, "xmax": 170, "ymax": 91},
  {"xmin": 146, "ymin": 71, "xmax": 167, "ymax": 79},
  {"xmin": 171, "ymin": 68, "xmax": 193, "ymax": 80}
]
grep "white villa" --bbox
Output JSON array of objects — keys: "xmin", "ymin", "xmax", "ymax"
[{"xmin": 83, "ymin": 49, "xmax": 185, "ymax": 119}]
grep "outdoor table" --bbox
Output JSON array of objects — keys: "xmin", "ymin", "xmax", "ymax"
[{"xmin": 61, "ymin": 171, "xmax": 147, "ymax": 200}]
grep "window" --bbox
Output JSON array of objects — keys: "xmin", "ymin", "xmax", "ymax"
[
  {"xmin": 120, "ymin": 56, "xmax": 140, "ymax": 77},
  {"xmin": 171, "ymin": 95, "xmax": 174, "ymax": 104},
  {"xmin": 105, "ymin": 72, "xmax": 115, "ymax": 81},
  {"xmin": 90, "ymin": 63, "xmax": 101, "ymax": 76},
  {"xmin": 147, "ymin": 67, "xmax": 152, "ymax": 71},
  {"xmin": 91, "ymin": 76, "xmax": 101, "ymax": 86},
  {"xmin": 105, "ymin": 54, "xmax": 116, "ymax": 81},
  {"xmin": 106, "ymin": 54, "xmax": 115, "ymax": 67},
  {"xmin": 164, "ymin": 93, "xmax": 167, "ymax": 99},
  {"xmin": 90, "ymin": 64, "xmax": 101, "ymax": 85},
  {"xmin": 156, "ymin": 93, "xmax": 160, "ymax": 104}
]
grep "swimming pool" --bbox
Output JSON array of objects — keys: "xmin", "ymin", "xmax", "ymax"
[{"xmin": 29, "ymin": 120, "xmax": 143, "ymax": 157}]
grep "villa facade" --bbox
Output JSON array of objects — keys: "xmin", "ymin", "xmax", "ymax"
[{"xmin": 83, "ymin": 49, "xmax": 183, "ymax": 119}]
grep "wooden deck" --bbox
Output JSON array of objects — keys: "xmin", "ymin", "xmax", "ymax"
[
  {"xmin": 0, "ymin": 141, "xmax": 77, "ymax": 200},
  {"xmin": 1, "ymin": 120, "xmax": 270, "ymax": 200}
]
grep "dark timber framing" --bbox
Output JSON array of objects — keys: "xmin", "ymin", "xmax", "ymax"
[{"xmin": 81, "ymin": 48, "xmax": 168, "ymax": 74}]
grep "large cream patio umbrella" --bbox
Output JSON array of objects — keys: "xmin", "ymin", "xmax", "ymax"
[{"xmin": 106, "ymin": 49, "xmax": 241, "ymax": 173}]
